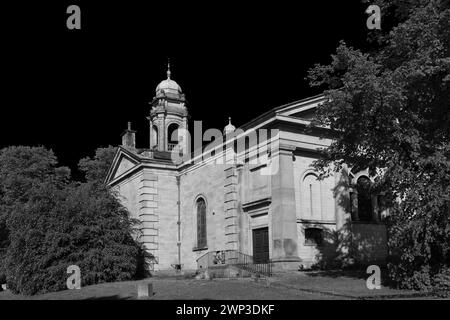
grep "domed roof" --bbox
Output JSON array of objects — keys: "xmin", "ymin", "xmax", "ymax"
[
  {"xmin": 156, "ymin": 63, "xmax": 182, "ymax": 95},
  {"xmin": 224, "ymin": 117, "xmax": 236, "ymax": 135}
]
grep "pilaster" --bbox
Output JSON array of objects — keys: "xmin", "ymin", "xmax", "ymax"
[
  {"xmin": 270, "ymin": 144, "xmax": 301, "ymax": 271},
  {"xmin": 138, "ymin": 172, "xmax": 159, "ymax": 268},
  {"xmin": 224, "ymin": 164, "xmax": 239, "ymax": 255}
]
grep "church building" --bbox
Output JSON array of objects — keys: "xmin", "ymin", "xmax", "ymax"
[{"xmin": 105, "ymin": 65, "xmax": 389, "ymax": 273}]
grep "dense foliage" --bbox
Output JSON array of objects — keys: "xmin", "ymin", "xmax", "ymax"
[
  {"xmin": 307, "ymin": 0, "xmax": 450, "ymax": 294},
  {"xmin": 0, "ymin": 146, "xmax": 148, "ymax": 295},
  {"xmin": 78, "ymin": 146, "xmax": 117, "ymax": 184}
]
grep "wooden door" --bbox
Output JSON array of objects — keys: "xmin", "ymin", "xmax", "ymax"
[{"xmin": 252, "ymin": 227, "xmax": 269, "ymax": 263}]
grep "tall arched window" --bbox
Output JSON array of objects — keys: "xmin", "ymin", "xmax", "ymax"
[
  {"xmin": 302, "ymin": 173, "xmax": 321, "ymax": 220},
  {"xmin": 196, "ymin": 197, "xmax": 207, "ymax": 248},
  {"xmin": 167, "ymin": 123, "xmax": 179, "ymax": 151},
  {"xmin": 356, "ymin": 176, "xmax": 373, "ymax": 221}
]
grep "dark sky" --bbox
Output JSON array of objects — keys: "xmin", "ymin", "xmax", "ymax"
[{"xmin": 2, "ymin": 1, "xmax": 371, "ymax": 176}]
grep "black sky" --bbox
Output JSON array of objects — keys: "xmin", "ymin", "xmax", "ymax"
[{"xmin": 1, "ymin": 1, "xmax": 371, "ymax": 176}]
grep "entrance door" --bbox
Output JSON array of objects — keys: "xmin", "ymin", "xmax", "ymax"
[{"xmin": 252, "ymin": 227, "xmax": 269, "ymax": 263}]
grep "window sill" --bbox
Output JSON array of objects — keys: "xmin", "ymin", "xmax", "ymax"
[{"xmin": 193, "ymin": 246, "xmax": 208, "ymax": 252}]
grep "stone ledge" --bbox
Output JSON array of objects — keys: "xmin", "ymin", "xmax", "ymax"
[
  {"xmin": 139, "ymin": 214, "xmax": 158, "ymax": 222},
  {"xmin": 140, "ymin": 201, "xmax": 158, "ymax": 208},
  {"xmin": 242, "ymin": 197, "xmax": 271, "ymax": 211},
  {"xmin": 192, "ymin": 246, "xmax": 208, "ymax": 252},
  {"xmin": 138, "ymin": 186, "xmax": 158, "ymax": 194}
]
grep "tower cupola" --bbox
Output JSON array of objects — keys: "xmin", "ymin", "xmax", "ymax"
[{"xmin": 148, "ymin": 61, "xmax": 188, "ymax": 154}]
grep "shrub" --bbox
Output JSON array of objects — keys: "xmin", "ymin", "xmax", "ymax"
[
  {"xmin": 4, "ymin": 182, "xmax": 148, "ymax": 295},
  {"xmin": 1, "ymin": 146, "xmax": 149, "ymax": 295}
]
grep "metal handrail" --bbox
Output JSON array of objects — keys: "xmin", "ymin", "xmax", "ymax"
[
  {"xmin": 168, "ymin": 143, "xmax": 177, "ymax": 151},
  {"xmin": 196, "ymin": 250, "xmax": 272, "ymax": 277}
]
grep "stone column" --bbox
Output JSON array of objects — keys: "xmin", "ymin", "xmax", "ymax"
[
  {"xmin": 270, "ymin": 144, "xmax": 301, "ymax": 271},
  {"xmin": 148, "ymin": 117, "xmax": 153, "ymax": 149},
  {"xmin": 162, "ymin": 113, "xmax": 166, "ymax": 151}
]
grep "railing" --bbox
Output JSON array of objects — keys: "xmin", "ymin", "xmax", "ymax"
[
  {"xmin": 196, "ymin": 250, "xmax": 272, "ymax": 277},
  {"xmin": 168, "ymin": 143, "xmax": 177, "ymax": 151}
]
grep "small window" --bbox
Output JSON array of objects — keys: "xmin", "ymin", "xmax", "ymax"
[{"xmin": 305, "ymin": 228, "xmax": 323, "ymax": 246}]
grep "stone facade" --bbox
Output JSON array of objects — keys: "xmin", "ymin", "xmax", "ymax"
[{"xmin": 105, "ymin": 70, "xmax": 389, "ymax": 273}]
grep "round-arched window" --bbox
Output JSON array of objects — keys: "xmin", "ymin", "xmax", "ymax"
[
  {"xmin": 356, "ymin": 176, "xmax": 373, "ymax": 221},
  {"xmin": 167, "ymin": 123, "xmax": 179, "ymax": 147},
  {"xmin": 196, "ymin": 197, "xmax": 207, "ymax": 248},
  {"xmin": 302, "ymin": 173, "xmax": 321, "ymax": 220}
]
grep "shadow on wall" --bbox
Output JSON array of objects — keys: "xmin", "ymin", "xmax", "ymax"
[
  {"xmin": 136, "ymin": 244, "xmax": 156, "ymax": 279},
  {"xmin": 312, "ymin": 169, "xmax": 388, "ymax": 271}
]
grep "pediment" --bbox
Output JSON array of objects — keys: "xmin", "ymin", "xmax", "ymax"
[
  {"xmin": 105, "ymin": 147, "xmax": 140, "ymax": 184},
  {"xmin": 115, "ymin": 157, "xmax": 135, "ymax": 178},
  {"xmin": 276, "ymin": 94, "xmax": 326, "ymax": 120},
  {"xmin": 287, "ymin": 108, "xmax": 317, "ymax": 120}
]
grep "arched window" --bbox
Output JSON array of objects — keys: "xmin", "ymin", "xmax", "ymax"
[
  {"xmin": 167, "ymin": 123, "xmax": 179, "ymax": 151},
  {"xmin": 196, "ymin": 197, "xmax": 207, "ymax": 248},
  {"xmin": 302, "ymin": 173, "xmax": 321, "ymax": 220},
  {"xmin": 152, "ymin": 125, "xmax": 158, "ymax": 149},
  {"xmin": 356, "ymin": 176, "xmax": 373, "ymax": 221}
]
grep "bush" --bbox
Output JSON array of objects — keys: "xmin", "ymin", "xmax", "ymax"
[
  {"xmin": 386, "ymin": 206, "xmax": 450, "ymax": 296},
  {"xmin": 432, "ymin": 268, "xmax": 450, "ymax": 297},
  {"xmin": 4, "ymin": 181, "xmax": 148, "ymax": 295},
  {"xmin": 0, "ymin": 146, "xmax": 151, "ymax": 295}
]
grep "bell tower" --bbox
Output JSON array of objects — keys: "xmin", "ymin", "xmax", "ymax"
[{"xmin": 148, "ymin": 62, "xmax": 188, "ymax": 153}]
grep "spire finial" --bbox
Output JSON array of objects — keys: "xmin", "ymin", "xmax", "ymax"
[
  {"xmin": 167, "ymin": 58, "xmax": 171, "ymax": 80},
  {"xmin": 224, "ymin": 116, "xmax": 236, "ymax": 134},
  {"xmin": 127, "ymin": 122, "xmax": 132, "ymax": 130}
]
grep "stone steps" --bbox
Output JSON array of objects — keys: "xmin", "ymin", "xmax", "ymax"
[{"xmin": 196, "ymin": 265, "xmax": 253, "ymax": 280}]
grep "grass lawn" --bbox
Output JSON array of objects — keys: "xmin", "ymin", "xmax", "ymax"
[
  {"xmin": 271, "ymin": 270, "xmax": 440, "ymax": 299},
  {"xmin": 0, "ymin": 278, "xmax": 338, "ymax": 300},
  {"xmin": 0, "ymin": 271, "xmax": 444, "ymax": 300}
]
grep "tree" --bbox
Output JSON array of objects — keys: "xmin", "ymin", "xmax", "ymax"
[
  {"xmin": 0, "ymin": 146, "xmax": 70, "ymax": 285},
  {"xmin": 1, "ymin": 146, "xmax": 148, "ymax": 295},
  {"xmin": 307, "ymin": 0, "xmax": 450, "ymax": 294},
  {"xmin": 78, "ymin": 146, "xmax": 117, "ymax": 184},
  {"xmin": 78, "ymin": 146, "xmax": 152, "ymax": 279}
]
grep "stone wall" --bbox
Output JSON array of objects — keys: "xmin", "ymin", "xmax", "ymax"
[
  {"xmin": 297, "ymin": 223, "xmax": 338, "ymax": 268},
  {"xmin": 111, "ymin": 139, "xmax": 388, "ymax": 273},
  {"xmin": 179, "ymin": 162, "xmax": 228, "ymax": 270},
  {"xmin": 293, "ymin": 150, "xmax": 336, "ymax": 222},
  {"xmin": 150, "ymin": 171, "xmax": 178, "ymax": 270},
  {"xmin": 112, "ymin": 171, "xmax": 141, "ymax": 221}
]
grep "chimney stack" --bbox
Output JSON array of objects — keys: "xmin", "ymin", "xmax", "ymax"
[{"xmin": 121, "ymin": 122, "xmax": 136, "ymax": 149}]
